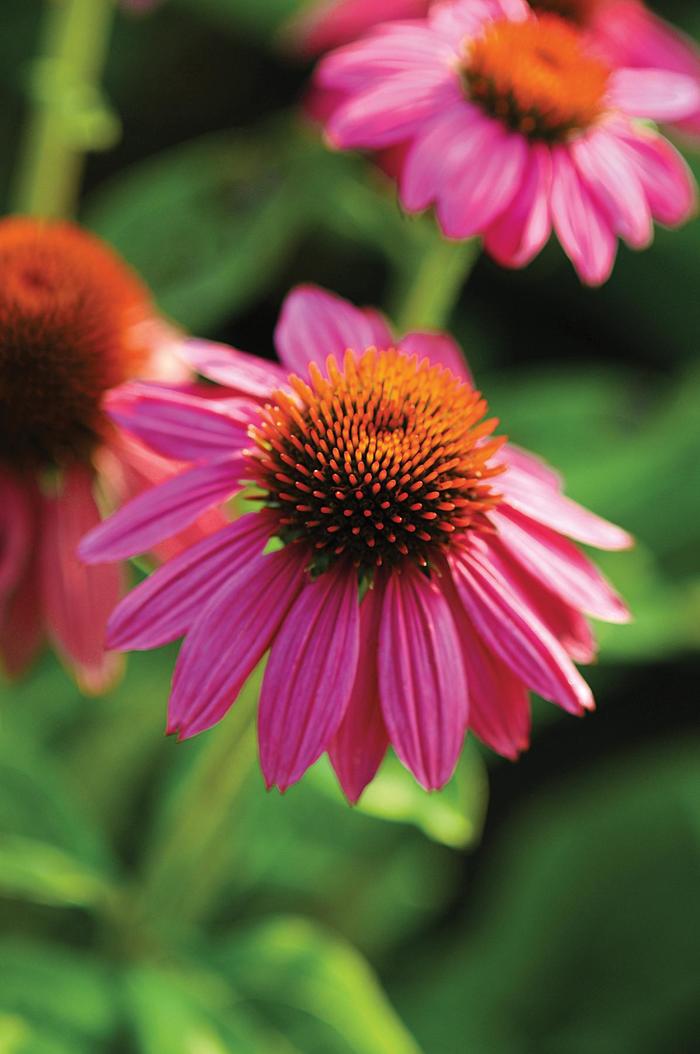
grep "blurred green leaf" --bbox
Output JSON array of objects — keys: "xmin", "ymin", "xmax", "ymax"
[
  {"xmin": 0, "ymin": 941, "xmax": 115, "ymax": 1050},
  {"xmin": 124, "ymin": 964, "xmax": 287, "ymax": 1054},
  {"xmin": 311, "ymin": 749, "xmax": 488, "ymax": 850},
  {"xmin": 0, "ymin": 834, "xmax": 115, "ymax": 910},
  {"xmin": 0, "ymin": 733, "xmax": 114, "ymax": 874},
  {"xmin": 83, "ymin": 124, "xmax": 309, "ymax": 333},
  {"xmin": 216, "ymin": 916, "xmax": 423, "ymax": 1054},
  {"xmin": 399, "ymin": 737, "xmax": 700, "ymax": 1054}
]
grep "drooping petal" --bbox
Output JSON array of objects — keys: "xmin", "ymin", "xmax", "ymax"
[
  {"xmin": 79, "ymin": 456, "xmax": 246, "ymax": 563},
  {"xmin": 398, "ymin": 331, "xmax": 472, "ymax": 383},
  {"xmin": 484, "ymin": 142, "xmax": 552, "ymax": 269},
  {"xmin": 168, "ymin": 545, "xmax": 308, "ymax": 739},
  {"xmin": 449, "ymin": 544, "xmax": 594, "ymax": 715},
  {"xmin": 550, "ymin": 146, "xmax": 617, "ymax": 286},
  {"xmin": 437, "ymin": 119, "xmax": 527, "ymax": 239},
  {"xmin": 294, "ymin": 0, "xmax": 432, "ymax": 57},
  {"xmin": 571, "ymin": 128, "xmax": 651, "ymax": 249},
  {"xmin": 327, "ymin": 69, "xmax": 460, "ymax": 150},
  {"xmin": 442, "ymin": 572, "xmax": 530, "ymax": 759},
  {"xmin": 497, "ymin": 460, "xmax": 633, "ymax": 551},
  {"xmin": 107, "ymin": 382, "xmax": 257, "ymax": 462},
  {"xmin": 107, "ymin": 512, "xmax": 274, "ymax": 651},
  {"xmin": 180, "ymin": 339, "xmax": 286, "ymax": 399},
  {"xmin": 608, "ymin": 67, "xmax": 700, "ymax": 122},
  {"xmin": 328, "ymin": 579, "xmax": 389, "ymax": 803},
  {"xmin": 379, "ymin": 564, "xmax": 468, "ymax": 789},
  {"xmin": 41, "ymin": 466, "xmax": 123, "ymax": 694},
  {"xmin": 436, "ymin": 113, "xmax": 526, "ymax": 239},
  {"xmin": 497, "ymin": 443, "xmax": 562, "ymax": 491},
  {"xmin": 315, "ymin": 21, "xmax": 451, "ymax": 91},
  {"xmin": 400, "ymin": 104, "xmax": 476, "ymax": 212},
  {"xmin": 0, "ymin": 543, "xmax": 43, "ymax": 678},
  {"xmin": 615, "ymin": 124, "xmax": 697, "ymax": 227},
  {"xmin": 275, "ymin": 285, "xmax": 393, "ymax": 375},
  {"xmin": 491, "ymin": 507, "xmax": 630, "ymax": 623},
  {"xmin": 259, "ymin": 564, "xmax": 360, "ymax": 792},
  {"xmin": 0, "ymin": 472, "xmax": 32, "ymax": 599}
]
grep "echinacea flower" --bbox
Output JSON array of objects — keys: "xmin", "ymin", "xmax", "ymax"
[
  {"xmin": 291, "ymin": 0, "xmax": 432, "ymax": 56},
  {"xmin": 529, "ymin": 0, "xmax": 700, "ymax": 139},
  {"xmin": 315, "ymin": 0, "xmax": 698, "ymax": 284},
  {"xmin": 0, "ymin": 217, "xmax": 208, "ymax": 692},
  {"xmin": 80, "ymin": 285, "xmax": 632, "ymax": 801}
]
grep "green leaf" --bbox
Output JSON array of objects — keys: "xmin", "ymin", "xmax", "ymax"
[
  {"xmin": 398, "ymin": 738, "xmax": 700, "ymax": 1054},
  {"xmin": 216, "ymin": 916, "xmax": 423, "ymax": 1054},
  {"xmin": 83, "ymin": 123, "xmax": 308, "ymax": 333},
  {"xmin": 311, "ymin": 749, "xmax": 488, "ymax": 850},
  {"xmin": 123, "ymin": 965, "xmax": 284, "ymax": 1054},
  {"xmin": 0, "ymin": 941, "xmax": 116, "ymax": 1048},
  {"xmin": 0, "ymin": 835, "xmax": 115, "ymax": 910}
]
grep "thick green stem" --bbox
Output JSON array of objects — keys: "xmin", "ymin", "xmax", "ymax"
[
  {"xmin": 12, "ymin": 0, "xmax": 118, "ymax": 218},
  {"xmin": 392, "ymin": 237, "xmax": 480, "ymax": 333}
]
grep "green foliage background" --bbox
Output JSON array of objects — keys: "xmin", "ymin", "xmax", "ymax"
[{"xmin": 0, "ymin": 1, "xmax": 699, "ymax": 1051}]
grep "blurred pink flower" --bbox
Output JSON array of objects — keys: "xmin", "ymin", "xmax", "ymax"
[
  {"xmin": 299, "ymin": 0, "xmax": 700, "ymax": 139},
  {"xmin": 316, "ymin": 0, "xmax": 698, "ymax": 285},
  {"xmin": 81, "ymin": 285, "xmax": 632, "ymax": 800},
  {"xmin": 0, "ymin": 218, "xmax": 215, "ymax": 692}
]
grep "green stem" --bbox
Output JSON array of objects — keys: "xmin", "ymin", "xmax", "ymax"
[
  {"xmin": 129, "ymin": 675, "xmax": 261, "ymax": 937},
  {"xmin": 391, "ymin": 237, "xmax": 480, "ymax": 333},
  {"xmin": 12, "ymin": 0, "xmax": 118, "ymax": 219}
]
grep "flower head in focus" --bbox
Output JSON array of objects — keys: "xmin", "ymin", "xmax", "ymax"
[
  {"xmin": 81, "ymin": 285, "xmax": 633, "ymax": 800},
  {"xmin": 314, "ymin": 0, "xmax": 698, "ymax": 284},
  {"xmin": 0, "ymin": 217, "xmax": 206, "ymax": 692}
]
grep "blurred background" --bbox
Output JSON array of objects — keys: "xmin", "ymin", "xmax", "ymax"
[{"xmin": 0, "ymin": 1, "xmax": 699, "ymax": 1051}]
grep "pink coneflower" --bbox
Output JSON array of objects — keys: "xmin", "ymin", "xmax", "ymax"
[
  {"xmin": 80, "ymin": 285, "xmax": 632, "ymax": 800},
  {"xmin": 0, "ymin": 218, "xmax": 208, "ymax": 692},
  {"xmin": 315, "ymin": 0, "xmax": 698, "ymax": 284},
  {"xmin": 530, "ymin": 0, "xmax": 700, "ymax": 139}
]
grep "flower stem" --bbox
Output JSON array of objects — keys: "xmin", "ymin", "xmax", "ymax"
[
  {"xmin": 391, "ymin": 237, "xmax": 480, "ymax": 333},
  {"xmin": 12, "ymin": 0, "xmax": 119, "ymax": 219},
  {"xmin": 129, "ymin": 674, "xmax": 261, "ymax": 937}
]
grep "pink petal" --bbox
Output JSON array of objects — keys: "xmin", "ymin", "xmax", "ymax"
[
  {"xmin": 107, "ymin": 383, "xmax": 257, "ymax": 463},
  {"xmin": 438, "ymin": 120, "xmax": 527, "ymax": 239},
  {"xmin": 0, "ymin": 535, "xmax": 43, "ymax": 678},
  {"xmin": 295, "ymin": 0, "xmax": 431, "ymax": 57},
  {"xmin": 608, "ymin": 67, "xmax": 700, "ymax": 121},
  {"xmin": 316, "ymin": 22, "xmax": 451, "ymax": 91},
  {"xmin": 430, "ymin": 0, "xmax": 527, "ymax": 47},
  {"xmin": 484, "ymin": 142, "xmax": 552, "ymax": 269},
  {"xmin": 379, "ymin": 564, "xmax": 467, "ymax": 789},
  {"xmin": 327, "ymin": 70, "xmax": 460, "ymax": 150},
  {"xmin": 571, "ymin": 129, "xmax": 651, "ymax": 249},
  {"xmin": 497, "ymin": 462, "xmax": 633, "ymax": 551},
  {"xmin": 400, "ymin": 104, "xmax": 475, "ymax": 212},
  {"xmin": 41, "ymin": 466, "xmax": 123, "ymax": 694},
  {"xmin": 442, "ymin": 573, "xmax": 530, "ymax": 759},
  {"xmin": 615, "ymin": 124, "xmax": 697, "ymax": 227},
  {"xmin": 181, "ymin": 339, "xmax": 286, "ymax": 399},
  {"xmin": 497, "ymin": 443, "xmax": 562, "ymax": 491},
  {"xmin": 169, "ymin": 545, "xmax": 308, "ymax": 739},
  {"xmin": 0, "ymin": 472, "xmax": 32, "ymax": 599},
  {"xmin": 449, "ymin": 544, "xmax": 594, "ymax": 715},
  {"xmin": 398, "ymin": 331, "xmax": 472, "ymax": 383},
  {"xmin": 107, "ymin": 512, "xmax": 274, "ymax": 650},
  {"xmin": 550, "ymin": 146, "xmax": 617, "ymax": 286},
  {"xmin": 79, "ymin": 456, "xmax": 246, "ymax": 564},
  {"xmin": 259, "ymin": 564, "xmax": 360, "ymax": 792},
  {"xmin": 476, "ymin": 539, "xmax": 597, "ymax": 664},
  {"xmin": 491, "ymin": 507, "xmax": 630, "ymax": 623},
  {"xmin": 328, "ymin": 579, "xmax": 389, "ymax": 803},
  {"xmin": 275, "ymin": 285, "xmax": 393, "ymax": 375}
]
